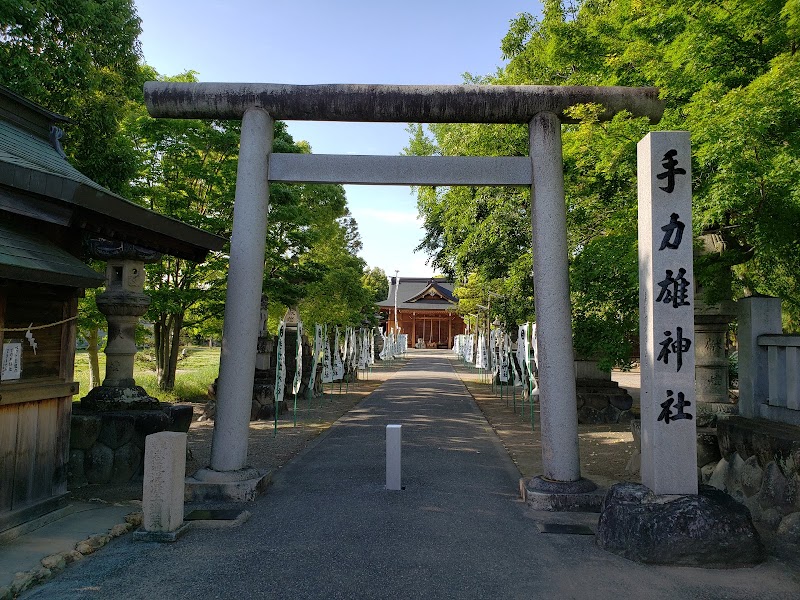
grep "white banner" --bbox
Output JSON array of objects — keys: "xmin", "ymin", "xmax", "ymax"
[
  {"xmin": 333, "ymin": 327, "xmax": 344, "ymax": 380},
  {"xmin": 292, "ymin": 321, "xmax": 304, "ymax": 395},
  {"xmin": 274, "ymin": 320, "xmax": 287, "ymax": 405},
  {"xmin": 322, "ymin": 325, "xmax": 333, "ymax": 383}
]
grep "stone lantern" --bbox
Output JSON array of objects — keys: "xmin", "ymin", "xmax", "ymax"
[
  {"xmin": 81, "ymin": 240, "xmax": 161, "ymax": 410},
  {"xmin": 70, "ymin": 239, "xmax": 193, "ymax": 487}
]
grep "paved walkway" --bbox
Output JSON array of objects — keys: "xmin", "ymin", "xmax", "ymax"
[{"xmin": 25, "ymin": 352, "xmax": 799, "ymax": 599}]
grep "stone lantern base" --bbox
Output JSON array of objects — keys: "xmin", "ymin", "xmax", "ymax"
[
  {"xmin": 81, "ymin": 385, "xmax": 160, "ymax": 412},
  {"xmin": 69, "ymin": 403, "xmax": 193, "ymax": 487}
]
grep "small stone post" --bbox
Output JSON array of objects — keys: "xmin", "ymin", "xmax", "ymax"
[
  {"xmin": 638, "ymin": 131, "xmax": 697, "ymax": 496},
  {"xmin": 198, "ymin": 107, "xmax": 273, "ymax": 485},
  {"xmin": 386, "ymin": 424, "xmax": 401, "ymax": 491},
  {"xmin": 142, "ymin": 432, "xmax": 186, "ymax": 534}
]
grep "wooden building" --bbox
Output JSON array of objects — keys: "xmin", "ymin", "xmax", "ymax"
[
  {"xmin": 378, "ymin": 277, "xmax": 465, "ymax": 349},
  {"xmin": 0, "ymin": 86, "xmax": 223, "ymax": 533}
]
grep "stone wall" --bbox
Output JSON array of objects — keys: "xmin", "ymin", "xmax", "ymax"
[
  {"xmin": 627, "ymin": 415, "xmax": 800, "ymax": 544},
  {"xmin": 701, "ymin": 416, "xmax": 800, "ymax": 541},
  {"xmin": 69, "ymin": 404, "xmax": 192, "ymax": 487}
]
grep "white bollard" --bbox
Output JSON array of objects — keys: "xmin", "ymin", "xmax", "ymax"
[
  {"xmin": 143, "ymin": 432, "xmax": 187, "ymax": 533},
  {"xmin": 386, "ymin": 424, "xmax": 402, "ymax": 490}
]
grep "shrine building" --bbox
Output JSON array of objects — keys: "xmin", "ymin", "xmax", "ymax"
[{"xmin": 378, "ymin": 277, "xmax": 466, "ymax": 349}]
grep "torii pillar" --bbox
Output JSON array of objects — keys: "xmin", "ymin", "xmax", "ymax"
[{"xmin": 144, "ymin": 82, "xmax": 663, "ymax": 503}]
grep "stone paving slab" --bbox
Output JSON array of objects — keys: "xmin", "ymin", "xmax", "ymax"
[
  {"xmin": 23, "ymin": 351, "xmax": 800, "ymax": 599},
  {"xmin": 0, "ymin": 502, "xmax": 134, "ymax": 585}
]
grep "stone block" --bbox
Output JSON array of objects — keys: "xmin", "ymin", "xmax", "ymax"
[
  {"xmin": 695, "ymin": 402, "xmax": 738, "ymax": 428},
  {"xmin": 776, "ymin": 511, "xmax": 800, "ymax": 542},
  {"xmin": 76, "ymin": 534, "xmax": 110, "ymax": 555},
  {"xmin": 142, "ymin": 432, "xmax": 187, "ymax": 533},
  {"xmin": 84, "ymin": 443, "xmax": 114, "ymax": 484},
  {"xmin": 696, "ymin": 428, "xmax": 721, "ymax": 467},
  {"xmin": 741, "ymin": 456, "xmax": 764, "ymax": 498},
  {"xmin": 133, "ymin": 411, "xmax": 170, "ymax": 449},
  {"xmin": 165, "ymin": 404, "xmax": 193, "ymax": 432},
  {"xmin": 110, "ymin": 522, "xmax": 133, "ymax": 537},
  {"xmin": 699, "ymin": 462, "xmax": 716, "ymax": 484},
  {"xmin": 761, "ymin": 508, "xmax": 783, "ymax": 530},
  {"xmin": 184, "ymin": 469, "xmax": 271, "ymax": 502},
  {"xmin": 602, "ymin": 404, "xmax": 622, "ymax": 424},
  {"xmin": 609, "ymin": 393, "xmax": 633, "ymax": 411},
  {"xmin": 68, "ymin": 449, "xmax": 86, "ymax": 487},
  {"xmin": 523, "ymin": 476, "xmax": 604, "ymax": 512},
  {"xmin": 630, "ymin": 419, "xmax": 641, "ymax": 448},
  {"xmin": 41, "ymin": 553, "xmax": 66, "ymax": 573},
  {"xmin": 97, "ymin": 414, "xmax": 135, "ymax": 449},
  {"xmin": 716, "ymin": 422, "xmax": 736, "ymax": 459},
  {"xmin": 626, "ymin": 451, "xmax": 641, "ymax": 477},
  {"xmin": 70, "ymin": 414, "xmax": 101, "ymax": 450},
  {"xmin": 580, "ymin": 393, "xmax": 612, "ymax": 412},
  {"xmin": 111, "ymin": 442, "xmax": 142, "ymax": 483},
  {"xmin": 596, "ymin": 482, "xmax": 764, "ymax": 567},
  {"xmin": 82, "ymin": 385, "xmax": 159, "ymax": 411},
  {"xmin": 758, "ymin": 461, "xmax": 794, "ymax": 510},
  {"xmin": 577, "ymin": 405, "xmax": 604, "ymax": 425}
]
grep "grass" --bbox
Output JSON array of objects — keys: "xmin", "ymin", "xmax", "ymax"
[{"xmin": 73, "ymin": 346, "xmax": 220, "ymax": 403}]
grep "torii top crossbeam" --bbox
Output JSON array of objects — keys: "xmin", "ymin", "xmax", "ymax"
[{"xmin": 144, "ymin": 82, "xmax": 664, "ymax": 124}]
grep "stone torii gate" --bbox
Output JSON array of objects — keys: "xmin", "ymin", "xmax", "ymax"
[{"xmin": 145, "ymin": 82, "xmax": 664, "ymax": 502}]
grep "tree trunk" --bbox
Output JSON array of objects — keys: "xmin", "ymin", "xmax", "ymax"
[
  {"xmin": 154, "ymin": 315, "xmax": 169, "ymax": 388},
  {"xmin": 87, "ymin": 327, "xmax": 101, "ymax": 389},
  {"xmin": 158, "ymin": 313, "xmax": 184, "ymax": 391}
]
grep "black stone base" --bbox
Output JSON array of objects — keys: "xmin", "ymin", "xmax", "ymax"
[
  {"xmin": 81, "ymin": 385, "xmax": 160, "ymax": 411},
  {"xmin": 596, "ymin": 482, "xmax": 765, "ymax": 567},
  {"xmin": 69, "ymin": 403, "xmax": 194, "ymax": 486}
]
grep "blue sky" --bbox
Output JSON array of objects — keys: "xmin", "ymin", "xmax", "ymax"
[{"xmin": 134, "ymin": 0, "xmax": 542, "ymax": 279}]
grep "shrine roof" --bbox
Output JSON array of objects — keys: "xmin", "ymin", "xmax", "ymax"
[
  {"xmin": 0, "ymin": 86, "xmax": 225, "ymax": 262},
  {"xmin": 378, "ymin": 277, "xmax": 458, "ymax": 311},
  {"xmin": 0, "ymin": 222, "xmax": 104, "ymax": 288}
]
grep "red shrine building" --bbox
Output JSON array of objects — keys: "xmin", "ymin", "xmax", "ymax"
[{"xmin": 378, "ymin": 277, "xmax": 466, "ymax": 349}]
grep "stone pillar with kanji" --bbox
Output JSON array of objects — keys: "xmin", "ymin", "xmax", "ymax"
[{"xmin": 638, "ymin": 131, "xmax": 697, "ymax": 495}]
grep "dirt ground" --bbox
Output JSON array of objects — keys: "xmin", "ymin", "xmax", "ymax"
[
  {"xmin": 449, "ymin": 357, "xmax": 638, "ymax": 488},
  {"xmin": 69, "ymin": 353, "xmax": 637, "ymax": 504}
]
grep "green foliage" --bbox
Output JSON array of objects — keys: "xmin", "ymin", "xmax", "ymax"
[
  {"xmin": 362, "ymin": 267, "xmax": 390, "ymax": 303},
  {"xmin": 412, "ymin": 0, "xmax": 800, "ymax": 367},
  {"xmin": 298, "ymin": 216, "xmax": 377, "ymax": 328},
  {"xmin": 126, "ymin": 70, "xmax": 369, "ymax": 385},
  {"xmin": 0, "ymin": 0, "xmax": 143, "ymax": 193},
  {"xmin": 74, "ymin": 347, "xmax": 219, "ymax": 403}
]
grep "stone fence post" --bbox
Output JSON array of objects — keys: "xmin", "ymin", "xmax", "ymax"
[{"xmin": 737, "ymin": 296, "xmax": 782, "ymax": 419}]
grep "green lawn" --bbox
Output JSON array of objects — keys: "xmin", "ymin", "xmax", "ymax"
[{"xmin": 74, "ymin": 346, "xmax": 220, "ymax": 403}]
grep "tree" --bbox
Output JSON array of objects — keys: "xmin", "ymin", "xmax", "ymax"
[
  {"xmin": 298, "ymin": 218, "xmax": 377, "ymax": 328},
  {"xmin": 411, "ymin": 0, "xmax": 800, "ymax": 366},
  {"xmin": 129, "ymin": 71, "xmax": 369, "ymax": 388},
  {"xmin": 77, "ymin": 286, "xmax": 106, "ymax": 388},
  {"xmin": 122, "ymin": 70, "xmax": 240, "ymax": 389},
  {"xmin": 0, "ymin": 0, "xmax": 144, "ymax": 193},
  {"xmin": 362, "ymin": 267, "xmax": 390, "ymax": 303}
]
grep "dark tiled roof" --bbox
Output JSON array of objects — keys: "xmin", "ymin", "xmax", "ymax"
[
  {"xmin": 0, "ymin": 222, "xmax": 104, "ymax": 288},
  {"xmin": 378, "ymin": 277, "xmax": 458, "ymax": 310},
  {"xmin": 0, "ymin": 86, "xmax": 225, "ymax": 261}
]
